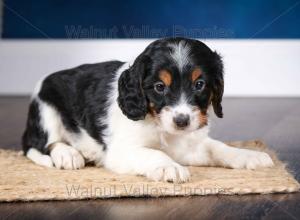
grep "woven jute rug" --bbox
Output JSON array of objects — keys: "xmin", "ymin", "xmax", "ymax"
[{"xmin": 0, "ymin": 140, "xmax": 299, "ymax": 202}]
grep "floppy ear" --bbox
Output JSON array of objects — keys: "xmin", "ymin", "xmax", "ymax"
[
  {"xmin": 117, "ymin": 56, "xmax": 149, "ymax": 121},
  {"xmin": 211, "ymin": 51, "xmax": 224, "ymax": 118}
]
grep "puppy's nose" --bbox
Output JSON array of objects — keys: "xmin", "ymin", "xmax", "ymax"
[{"xmin": 173, "ymin": 114, "xmax": 190, "ymax": 128}]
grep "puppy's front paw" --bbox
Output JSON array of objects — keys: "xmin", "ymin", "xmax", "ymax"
[
  {"xmin": 230, "ymin": 149, "xmax": 274, "ymax": 170},
  {"xmin": 50, "ymin": 143, "xmax": 85, "ymax": 170},
  {"xmin": 146, "ymin": 163, "xmax": 190, "ymax": 183}
]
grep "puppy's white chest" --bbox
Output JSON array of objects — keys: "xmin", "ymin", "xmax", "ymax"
[{"xmin": 157, "ymin": 127, "xmax": 209, "ymax": 162}]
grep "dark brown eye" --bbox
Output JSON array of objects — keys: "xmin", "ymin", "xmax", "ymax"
[
  {"xmin": 195, "ymin": 79, "xmax": 205, "ymax": 91},
  {"xmin": 154, "ymin": 82, "xmax": 166, "ymax": 94}
]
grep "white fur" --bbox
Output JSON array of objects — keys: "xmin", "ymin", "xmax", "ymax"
[
  {"xmin": 169, "ymin": 40, "xmax": 190, "ymax": 71},
  {"xmin": 50, "ymin": 142, "xmax": 85, "ymax": 170},
  {"xmin": 26, "ymin": 148, "xmax": 53, "ymax": 168},
  {"xmin": 202, "ymin": 138, "xmax": 274, "ymax": 169},
  {"xmin": 160, "ymin": 130, "xmax": 274, "ymax": 170},
  {"xmin": 26, "ymin": 62, "xmax": 274, "ymax": 182},
  {"xmin": 159, "ymin": 94, "xmax": 201, "ymax": 135},
  {"xmin": 38, "ymin": 98, "xmax": 70, "ymax": 146},
  {"xmin": 70, "ymin": 128, "xmax": 104, "ymax": 166}
]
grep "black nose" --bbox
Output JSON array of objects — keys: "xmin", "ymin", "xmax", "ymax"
[{"xmin": 173, "ymin": 114, "xmax": 190, "ymax": 128}]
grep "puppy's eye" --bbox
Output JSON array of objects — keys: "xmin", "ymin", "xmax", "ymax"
[
  {"xmin": 194, "ymin": 79, "xmax": 205, "ymax": 91},
  {"xmin": 154, "ymin": 82, "xmax": 166, "ymax": 94}
]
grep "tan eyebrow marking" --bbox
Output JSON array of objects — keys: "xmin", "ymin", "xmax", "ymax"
[
  {"xmin": 159, "ymin": 70, "xmax": 172, "ymax": 86},
  {"xmin": 191, "ymin": 68, "xmax": 202, "ymax": 82}
]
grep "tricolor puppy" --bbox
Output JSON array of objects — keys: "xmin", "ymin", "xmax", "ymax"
[{"xmin": 23, "ymin": 38, "xmax": 274, "ymax": 183}]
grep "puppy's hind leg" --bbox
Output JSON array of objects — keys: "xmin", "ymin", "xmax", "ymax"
[
  {"xmin": 23, "ymin": 98, "xmax": 85, "ymax": 170},
  {"xmin": 38, "ymin": 100, "xmax": 85, "ymax": 170}
]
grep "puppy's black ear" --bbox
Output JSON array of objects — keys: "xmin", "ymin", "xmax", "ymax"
[
  {"xmin": 211, "ymin": 51, "xmax": 224, "ymax": 118},
  {"xmin": 118, "ymin": 56, "xmax": 149, "ymax": 121}
]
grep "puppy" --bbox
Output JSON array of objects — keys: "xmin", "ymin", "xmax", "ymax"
[{"xmin": 22, "ymin": 37, "xmax": 274, "ymax": 183}]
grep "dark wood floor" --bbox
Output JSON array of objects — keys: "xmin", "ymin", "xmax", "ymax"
[{"xmin": 0, "ymin": 97, "xmax": 299, "ymax": 220}]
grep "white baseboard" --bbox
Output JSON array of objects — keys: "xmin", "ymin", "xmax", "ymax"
[{"xmin": 0, "ymin": 39, "xmax": 299, "ymax": 96}]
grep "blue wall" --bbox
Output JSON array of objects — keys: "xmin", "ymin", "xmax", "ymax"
[{"xmin": 2, "ymin": 0, "xmax": 300, "ymax": 38}]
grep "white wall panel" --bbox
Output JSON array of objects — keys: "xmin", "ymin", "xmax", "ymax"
[{"xmin": 0, "ymin": 39, "xmax": 299, "ymax": 96}]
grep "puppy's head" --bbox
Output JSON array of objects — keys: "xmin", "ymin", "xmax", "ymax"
[{"xmin": 118, "ymin": 37, "xmax": 224, "ymax": 135}]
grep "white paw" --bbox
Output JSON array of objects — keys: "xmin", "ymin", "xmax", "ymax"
[
  {"xmin": 40, "ymin": 155, "xmax": 54, "ymax": 168},
  {"xmin": 146, "ymin": 163, "xmax": 190, "ymax": 183},
  {"xmin": 26, "ymin": 148, "xmax": 54, "ymax": 168},
  {"xmin": 50, "ymin": 143, "xmax": 85, "ymax": 170},
  {"xmin": 230, "ymin": 149, "xmax": 274, "ymax": 169}
]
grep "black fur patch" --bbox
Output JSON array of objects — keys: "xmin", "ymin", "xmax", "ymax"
[
  {"xmin": 22, "ymin": 100, "xmax": 48, "ymax": 154},
  {"xmin": 23, "ymin": 61, "xmax": 124, "ymax": 153}
]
